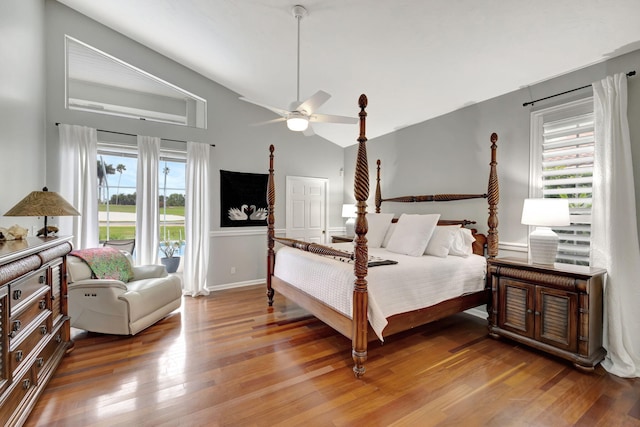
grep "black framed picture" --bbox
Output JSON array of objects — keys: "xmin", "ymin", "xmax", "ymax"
[{"xmin": 220, "ymin": 170, "xmax": 268, "ymax": 227}]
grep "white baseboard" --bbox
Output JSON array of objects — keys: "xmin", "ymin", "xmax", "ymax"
[{"xmin": 208, "ymin": 278, "xmax": 265, "ymax": 291}]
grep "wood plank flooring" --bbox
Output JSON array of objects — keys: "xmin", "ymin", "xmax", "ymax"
[{"xmin": 26, "ymin": 285, "xmax": 640, "ymax": 426}]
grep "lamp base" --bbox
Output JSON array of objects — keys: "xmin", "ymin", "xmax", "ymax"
[
  {"xmin": 529, "ymin": 227, "xmax": 559, "ymax": 265},
  {"xmin": 345, "ymin": 218, "xmax": 355, "ymax": 236}
]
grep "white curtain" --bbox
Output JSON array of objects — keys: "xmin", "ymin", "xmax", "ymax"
[
  {"xmin": 135, "ymin": 136, "xmax": 160, "ymax": 266},
  {"xmin": 183, "ymin": 141, "xmax": 211, "ymax": 296},
  {"xmin": 592, "ymin": 73, "xmax": 640, "ymax": 378},
  {"xmin": 58, "ymin": 124, "xmax": 99, "ymax": 249}
]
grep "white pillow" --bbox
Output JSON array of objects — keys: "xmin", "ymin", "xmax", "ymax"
[
  {"xmin": 424, "ymin": 225, "xmax": 459, "ymax": 257},
  {"xmin": 358, "ymin": 213, "xmax": 394, "ymax": 248},
  {"xmin": 385, "ymin": 213, "xmax": 440, "ymax": 257},
  {"xmin": 449, "ymin": 227, "xmax": 476, "ymax": 257},
  {"xmin": 381, "ymin": 222, "xmax": 397, "ymax": 247}
]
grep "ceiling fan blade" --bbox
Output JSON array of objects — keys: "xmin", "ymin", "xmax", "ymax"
[
  {"xmin": 239, "ymin": 97, "xmax": 289, "ymax": 117},
  {"xmin": 297, "ymin": 90, "xmax": 331, "ymax": 114},
  {"xmin": 250, "ymin": 117, "xmax": 286, "ymax": 126},
  {"xmin": 302, "ymin": 125, "xmax": 315, "ymax": 136},
  {"xmin": 309, "ymin": 113, "xmax": 358, "ymax": 124}
]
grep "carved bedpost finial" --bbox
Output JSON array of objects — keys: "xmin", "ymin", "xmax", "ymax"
[
  {"xmin": 266, "ymin": 144, "xmax": 276, "ymax": 305},
  {"xmin": 487, "ymin": 133, "xmax": 499, "ymax": 258}
]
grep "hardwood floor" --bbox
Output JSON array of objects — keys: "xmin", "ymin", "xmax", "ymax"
[{"xmin": 26, "ymin": 285, "xmax": 640, "ymax": 426}]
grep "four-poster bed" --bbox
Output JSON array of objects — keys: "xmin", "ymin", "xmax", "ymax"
[{"xmin": 266, "ymin": 94, "xmax": 499, "ymax": 377}]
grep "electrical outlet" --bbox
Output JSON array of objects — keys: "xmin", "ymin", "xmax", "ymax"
[{"xmin": 230, "ymin": 267, "xmax": 236, "ymax": 274}]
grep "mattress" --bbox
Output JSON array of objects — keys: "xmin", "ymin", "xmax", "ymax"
[{"xmin": 273, "ymin": 242, "xmax": 487, "ymax": 340}]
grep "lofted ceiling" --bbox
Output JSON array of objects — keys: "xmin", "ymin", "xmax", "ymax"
[{"xmin": 57, "ymin": 0, "xmax": 640, "ymax": 147}]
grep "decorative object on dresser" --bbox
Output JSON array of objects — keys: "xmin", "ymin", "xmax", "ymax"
[
  {"xmin": 4, "ymin": 187, "xmax": 80, "ymax": 237},
  {"xmin": 0, "ymin": 236, "xmax": 73, "ymax": 426},
  {"xmin": 488, "ymin": 257, "xmax": 606, "ymax": 372},
  {"xmin": 520, "ymin": 198, "xmax": 570, "ymax": 265}
]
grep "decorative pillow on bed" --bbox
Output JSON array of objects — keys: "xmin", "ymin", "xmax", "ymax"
[
  {"xmin": 381, "ymin": 222, "xmax": 397, "ymax": 247},
  {"xmin": 385, "ymin": 213, "xmax": 440, "ymax": 256},
  {"xmin": 449, "ymin": 227, "xmax": 475, "ymax": 257},
  {"xmin": 424, "ymin": 225, "xmax": 459, "ymax": 257},
  {"xmin": 361, "ymin": 213, "xmax": 394, "ymax": 248}
]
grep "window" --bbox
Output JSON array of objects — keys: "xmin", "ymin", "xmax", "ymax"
[
  {"xmin": 97, "ymin": 143, "xmax": 186, "ymax": 258},
  {"xmin": 66, "ymin": 36, "xmax": 206, "ymax": 128},
  {"xmin": 530, "ymin": 98, "xmax": 594, "ymax": 266}
]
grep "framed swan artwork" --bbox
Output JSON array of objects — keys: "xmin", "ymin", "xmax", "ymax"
[{"xmin": 220, "ymin": 170, "xmax": 269, "ymax": 227}]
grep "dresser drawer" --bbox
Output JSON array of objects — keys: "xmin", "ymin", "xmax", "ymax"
[
  {"xmin": 9, "ymin": 267, "xmax": 48, "ymax": 311},
  {"xmin": 9, "ymin": 290, "xmax": 50, "ymax": 341},
  {"xmin": 34, "ymin": 326, "xmax": 65, "ymax": 384},
  {"xmin": 9, "ymin": 316, "xmax": 51, "ymax": 375},
  {"xmin": 0, "ymin": 369, "xmax": 36, "ymax": 427}
]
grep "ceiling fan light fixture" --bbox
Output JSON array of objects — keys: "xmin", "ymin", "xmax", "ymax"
[{"xmin": 286, "ymin": 115, "xmax": 309, "ymax": 131}]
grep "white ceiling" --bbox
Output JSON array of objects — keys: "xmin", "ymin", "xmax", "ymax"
[{"xmin": 57, "ymin": 0, "xmax": 640, "ymax": 147}]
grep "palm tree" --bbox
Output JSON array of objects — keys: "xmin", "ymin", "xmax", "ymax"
[
  {"xmin": 97, "ymin": 159, "xmax": 115, "ymax": 203},
  {"xmin": 115, "ymin": 164, "xmax": 126, "ymax": 205}
]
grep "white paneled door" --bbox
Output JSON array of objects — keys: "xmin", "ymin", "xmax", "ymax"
[{"xmin": 285, "ymin": 176, "xmax": 327, "ymax": 244}]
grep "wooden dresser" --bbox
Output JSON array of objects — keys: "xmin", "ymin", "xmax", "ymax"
[
  {"xmin": 488, "ymin": 257, "xmax": 606, "ymax": 371},
  {"xmin": 0, "ymin": 236, "xmax": 73, "ymax": 426}
]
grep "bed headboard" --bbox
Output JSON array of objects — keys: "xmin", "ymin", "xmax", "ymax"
[{"xmin": 373, "ymin": 133, "xmax": 499, "ymax": 258}]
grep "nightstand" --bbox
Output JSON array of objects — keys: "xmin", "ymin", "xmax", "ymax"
[
  {"xmin": 487, "ymin": 257, "xmax": 606, "ymax": 372},
  {"xmin": 331, "ymin": 235, "xmax": 354, "ymax": 243}
]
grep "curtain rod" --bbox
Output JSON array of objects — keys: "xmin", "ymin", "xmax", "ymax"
[
  {"xmin": 54, "ymin": 123, "xmax": 215, "ymax": 147},
  {"xmin": 522, "ymin": 70, "xmax": 636, "ymax": 107}
]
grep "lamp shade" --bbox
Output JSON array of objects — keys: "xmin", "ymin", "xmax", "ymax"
[
  {"xmin": 521, "ymin": 198, "xmax": 570, "ymax": 227},
  {"xmin": 4, "ymin": 187, "xmax": 80, "ymax": 237},
  {"xmin": 341, "ymin": 204, "xmax": 357, "ymax": 218}
]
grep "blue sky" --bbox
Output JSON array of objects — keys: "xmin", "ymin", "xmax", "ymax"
[{"xmin": 100, "ymin": 154, "xmax": 185, "ymax": 195}]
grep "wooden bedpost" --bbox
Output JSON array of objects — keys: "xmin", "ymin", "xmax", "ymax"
[
  {"xmin": 487, "ymin": 133, "xmax": 499, "ymax": 258},
  {"xmin": 352, "ymin": 94, "xmax": 369, "ymax": 378},
  {"xmin": 267, "ymin": 144, "xmax": 276, "ymax": 305},
  {"xmin": 375, "ymin": 159, "xmax": 382, "ymax": 213}
]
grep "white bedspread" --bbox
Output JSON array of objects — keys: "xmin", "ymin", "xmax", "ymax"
[{"xmin": 273, "ymin": 242, "xmax": 487, "ymax": 341}]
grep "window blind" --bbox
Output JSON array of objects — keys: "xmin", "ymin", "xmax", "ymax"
[{"xmin": 541, "ymin": 112, "xmax": 594, "ymax": 265}]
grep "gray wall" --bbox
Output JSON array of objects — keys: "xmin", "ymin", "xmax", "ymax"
[
  {"xmin": 0, "ymin": 0, "xmax": 47, "ymax": 234},
  {"xmin": 345, "ymin": 50, "xmax": 640, "ymax": 256},
  {"xmin": 4, "ymin": 0, "xmax": 346, "ymax": 289}
]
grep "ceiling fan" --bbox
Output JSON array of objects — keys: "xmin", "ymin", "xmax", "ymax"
[{"xmin": 239, "ymin": 5, "xmax": 357, "ymax": 136}]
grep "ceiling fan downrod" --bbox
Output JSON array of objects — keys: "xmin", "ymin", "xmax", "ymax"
[{"xmin": 292, "ymin": 5, "xmax": 307, "ymax": 104}]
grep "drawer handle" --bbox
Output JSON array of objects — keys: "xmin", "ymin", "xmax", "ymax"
[
  {"xmin": 55, "ymin": 334, "xmax": 62, "ymax": 343},
  {"xmin": 12, "ymin": 289, "xmax": 22, "ymax": 300},
  {"xmin": 12, "ymin": 320, "xmax": 22, "ymax": 332},
  {"xmin": 36, "ymin": 357, "xmax": 45, "ymax": 368},
  {"xmin": 40, "ymin": 325, "xmax": 48, "ymax": 335},
  {"xmin": 39, "ymin": 275, "xmax": 45, "ymax": 284},
  {"xmin": 22, "ymin": 379, "xmax": 31, "ymax": 390},
  {"xmin": 15, "ymin": 350, "xmax": 23, "ymax": 363},
  {"xmin": 39, "ymin": 299, "xmax": 47, "ymax": 310}
]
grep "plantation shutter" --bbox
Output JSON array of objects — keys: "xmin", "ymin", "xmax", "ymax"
[{"xmin": 541, "ymin": 112, "xmax": 594, "ymax": 265}]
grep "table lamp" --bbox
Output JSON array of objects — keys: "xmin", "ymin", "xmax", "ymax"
[
  {"xmin": 341, "ymin": 204, "xmax": 357, "ymax": 236},
  {"xmin": 4, "ymin": 187, "xmax": 80, "ymax": 237},
  {"xmin": 521, "ymin": 198, "xmax": 570, "ymax": 265}
]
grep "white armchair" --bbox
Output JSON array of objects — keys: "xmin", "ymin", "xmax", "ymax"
[{"xmin": 67, "ymin": 252, "xmax": 182, "ymax": 335}]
